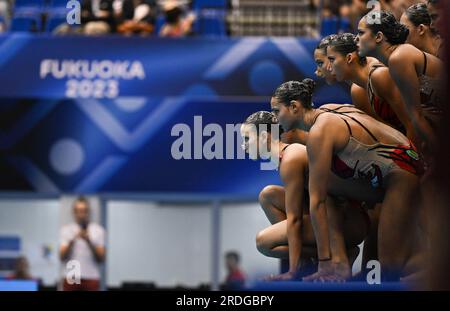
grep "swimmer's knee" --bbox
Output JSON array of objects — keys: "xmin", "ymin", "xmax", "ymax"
[
  {"xmin": 255, "ymin": 230, "xmax": 271, "ymax": 256},
  {"xmin": 258, "ymin": 185, "xmax": 280, "ymax": 205}
]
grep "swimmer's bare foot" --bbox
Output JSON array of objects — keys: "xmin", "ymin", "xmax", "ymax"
[
  {"xmin": 333, "ymin": 261, "xmax": 351, "ymax": 281},
  {"xmin": 303, "ymin": 260, "xmax": 335, "ymax": 282},
  {"xmin": 400, "ymin": 270, "xmax": 426, "ymax": 284},
  {"xmin": 303, "ymin": 261, "xmax": 350, "ymax": 283},
  {"xmin": 264, "ymin": 271, "xmax": 300, "ymax": 281}
]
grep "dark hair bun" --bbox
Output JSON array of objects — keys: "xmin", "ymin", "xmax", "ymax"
[
  {"xmin": 301, "ymin": 78, "xmax": 316, "ymax": 95},
  {"xmin": 273, "ymin": 79, "xmax": 316, "ymax": 109},
  {"xmin": 381, "ymin": 11, "xmax": 409, "ymax": 44},
  {"xmin": 392, "ymin": 23, "xmax": 409, "ymax": 44}
]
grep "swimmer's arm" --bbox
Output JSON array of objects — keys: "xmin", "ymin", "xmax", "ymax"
[
  {"xmin": 280, "ymin": 152, "xmax": 306, "ymax": 274},
  {"xmin": 307, "ymin": 126, "xmax": 334, "ymax": 261},
  {"xmin": 389, "ymin": 54, "xmax": 437, "ymax": 150},
  {"xmin": 371, "ymin": 67, "xmax": 418, "ymax": 143}
]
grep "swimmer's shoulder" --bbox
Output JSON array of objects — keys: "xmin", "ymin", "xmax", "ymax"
[
  {"xmin": 389, "ymin": 44, "xmax": 423, "ymax": 66},
  {"xmin": 280, "ymin": 144, "xmax": 308, "ymax": 170}
]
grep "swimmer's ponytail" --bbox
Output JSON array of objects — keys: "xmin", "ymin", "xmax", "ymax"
[{"xmin": 391, "ymin": 23, "xmax": 410, "ymax": 45}]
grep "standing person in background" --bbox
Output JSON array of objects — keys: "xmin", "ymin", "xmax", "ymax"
[
  {"xmin": 60, "ymin": 196, "xmax": 106, "ymax": 291},
  {"xmin": 223, "ymin": 251, "xmax": 246, "ymax": 290}
]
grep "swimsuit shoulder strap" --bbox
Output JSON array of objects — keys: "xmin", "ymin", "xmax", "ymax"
[
  {"xmin": 341, "ymin": 118, "xmax": 353, "ymax": 137},
  {"xmin": 318, "ymin": 107, "xmax": 353, "ymax": 136},
  {"xmin": 279, "ymin": 144, "xmax": 291, "ymax": 161},
  {"xmin": 422, "ymin": 51, "xmax": 428, "ymax": 76},
  {"xmin": 367, "ymin": 64, "xmax": 384, "ymax": 107},
  {"xmin": 319, "ymin": 106, "xmax": 379, "ymax": 142},
  {"xmin": 312, "ymin": 109, "xmax": 326, "ymax": 124}
]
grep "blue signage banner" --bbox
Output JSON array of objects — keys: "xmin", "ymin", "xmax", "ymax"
[
  {"xmin": 0, "ymin": 35, "xmax": 351, "ymax": 196},
  {"xmin": 1, "ymin": 98, "xmax": 284, "ymax": 195},
  {"xmin": 0, "ymin": 34, "xmax": 350, "ymax": 101}
]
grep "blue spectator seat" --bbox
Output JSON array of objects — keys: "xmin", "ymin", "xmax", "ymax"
[
  {"xmin": 193, "ymin": 0, "xmax": 227, "ymax": 10},
  {"xmin": 10, "ymin": 15, "xmax": 40, "ymax": 32}
]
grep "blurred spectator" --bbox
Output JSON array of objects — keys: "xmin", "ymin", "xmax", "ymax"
[
  {"xmin": 53, "ymin": 24, "xmax": 85, "ymax": 35},
  {"xmin": 6, "ymin": 256, "xmax": 34, "ymax": 280},
  {"xmin": 350, "ymin": 0, "xmax": 372, "ymax": 27},
  {"xmin": 81, "ymin": 0, "xmax": 116, "ymax": 35},
  {"xmin": 223, "ymin": 251, "xmax": 246, "ymax": 290},
  {"xmin": 0, "ymin": 0, "xmax": 10, "ymax": 33},
  {"xmin": 59, "ymin": 196, "xmax": 105, "ymax": 291},
  {"xmin": 116, "ymin": 0, "xmax": 155, "ymax": 35},
  {"xmin": 386, "ymin": 0, "xmax": 427, "ymax": 20},
  {"xmin": 358, "ymin": 1, "xmax": 427, "ymax": 20},
  {"xmin": 315, "ymin": 0, "xmax": 353, "ymax": 35},
  {"xmin": 0, "ymin": 18, "xmax": 5, "ymax": 33},
  {"xmin": 316, "ymin": 0, "xmax": 427, "ymax": 33},
  {"xmin": 159, "ymin": 0, "xmax": 196, "ymax": 37},
  {"xmin": 316, "ymin": 0, "xmax": 352, "ymax": 18}
]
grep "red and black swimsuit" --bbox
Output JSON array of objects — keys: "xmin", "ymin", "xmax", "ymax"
[
  {"xmin": 316, "ymin": 105, "xmax": 424, "ymax": 188},
  {"xmin": 367, "ymin": 64, "xmax": 406, "ymax": 134}
]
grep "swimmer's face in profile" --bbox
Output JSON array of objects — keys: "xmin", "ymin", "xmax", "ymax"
[
  {"xmin": 399, "ymin": 13, "xmax": 421, "ymax": 47},
  {"xmin": 240, "ymin": 123, "xmax": 270, "ymax": 160},
  {"xmin": 356, "ymin": 18, "xmax": 377, "ymax": 58},
  {"xmin": 427, "ymin": 1, "xmax": 441, "ymax": 34},
  {"xmin": 327, "ymin": 45, "xmax": 350, "ymax": 82},
  {"xmin": 314, "ymin": 47, "xmax": 337, "ymax": 85},
  {"xmin": 270, "ymin": 97, "xmax": 297, "ymax": 133}
]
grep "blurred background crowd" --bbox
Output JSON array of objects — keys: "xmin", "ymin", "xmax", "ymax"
[{"xmin": 0, "ymin": 0, "xmax": 433, "ymax": 37}]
